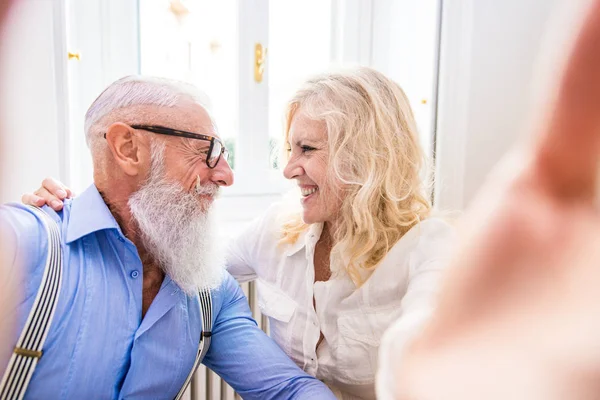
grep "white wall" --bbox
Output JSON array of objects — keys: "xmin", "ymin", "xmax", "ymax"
[
  {"xmin": 432, "ymin": 0, "xmax": 576, "ymax": 211},
  {"xmin": 371, "ymin": 0, "xmax": 440, "ymax": 160},
  {"xmin": 0, "ymin": 0, "xmax": 69, "ymax": 203}
]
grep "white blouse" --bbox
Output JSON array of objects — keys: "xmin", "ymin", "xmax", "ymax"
[{"xmin": 226, "ymin": 203, "xmax": 456, "ymax": 399}]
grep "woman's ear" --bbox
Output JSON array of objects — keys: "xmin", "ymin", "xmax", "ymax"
[{"xmin": 104, "ymin": 123, "xmax": 150, "ymax": 177}]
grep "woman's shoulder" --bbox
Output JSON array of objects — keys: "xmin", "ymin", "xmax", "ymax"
[
  {"xmin": 238, "ymin": 201, "xmax": 305, "ymax": 246},
  {"xmin": 251, "ymin": 200, "xmax": 300, "ymax": 231},
  {"xmin": 400, "ymin": 217, "xmax": 456, "ymax": 244},
  {"xmin": 412, "ymin": 217, "xmax": 457, "ymax": 241},
  {"xmin": 265, "ymin": 200, "xmax": 302, "ymax": 225},
  {"xmin": 386, "ymin": 217, "xmax": 457, "ymax": 266}
]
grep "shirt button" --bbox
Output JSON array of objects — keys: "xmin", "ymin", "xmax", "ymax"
[
  {"xmin": 130, "ymin": 270, "xmax": 140, "ymax": 279},
  {"xmin": 118, "ymin": 236, "xmax": 125, "ymax": 243}
]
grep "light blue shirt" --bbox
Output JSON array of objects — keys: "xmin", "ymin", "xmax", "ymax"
[{"xmin": 0, "ymin": 185, "xmax": 335, "ymax": 400}]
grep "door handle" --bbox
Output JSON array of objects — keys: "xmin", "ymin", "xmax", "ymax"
[
  {"xmin": 68, "ymin": 52, "xmax": 81, "ymax": 61},
  {"xmin": 254, "ymin": 43, "xmax": 267, "ymax": 83}
]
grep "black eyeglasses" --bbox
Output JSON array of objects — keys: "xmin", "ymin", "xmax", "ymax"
[{"xmin": 130, "ymin": 125, "xmax": 229, "ymax": 168}]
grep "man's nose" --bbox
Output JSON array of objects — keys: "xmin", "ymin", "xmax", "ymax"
[{"xmin": 210, "ymin": 157, "xmax": 234, "ymax": 186}]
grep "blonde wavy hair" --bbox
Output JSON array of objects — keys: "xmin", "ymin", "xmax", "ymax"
[{"xmin": 280, "ymin": 67, "xmax": 432, "ymax": 286}]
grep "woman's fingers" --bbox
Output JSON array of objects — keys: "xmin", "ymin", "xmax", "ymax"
[
  {"xmin": 41, "ymin": 176, "xmax": 71, "ymax": 200},
  {"xmin": 21, "ymin": 178, "xmax": 73, "ymax": 210},
  {"xmin": 33, "ymin": 187, "xmax": 64, "ymax": 210},
  {"xmin": 20, "ymin": 193, "xmax": 46, "ymax": 207}
]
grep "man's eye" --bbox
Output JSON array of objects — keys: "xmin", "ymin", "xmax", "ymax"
[{"xmin": 301, "ymin": 145, "xmax": 316, "ymax": 153}]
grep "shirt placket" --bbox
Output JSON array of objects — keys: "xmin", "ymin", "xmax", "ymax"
[
  {"xmin": 302, "ymin": 231, "xmax": 322, "ymax": 376},
  {"xmin": 119, "ymin": 232, "xmax": 144, "ymax": 327}
]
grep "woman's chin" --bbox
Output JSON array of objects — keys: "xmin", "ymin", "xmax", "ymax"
[
  {"xmin": 301, "ymin": 209, "xmax": 329, "ymax": 225},
  {"xmin": 301, "ymin": 210, "xmax": 318, "ymax": 225}
]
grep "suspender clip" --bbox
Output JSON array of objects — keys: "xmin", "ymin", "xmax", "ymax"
[{"xmin": 14, "ymin": 347, "xmax": 43, "ymax": 359}]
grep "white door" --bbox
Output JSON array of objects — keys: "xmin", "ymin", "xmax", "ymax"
[
  {"xmin": 137, "ymin": 0, "xmax": 346, "ymax": 234},
  {"xmin": 65, "ymin": 0, "xmax": 139, "ymax": 192}
]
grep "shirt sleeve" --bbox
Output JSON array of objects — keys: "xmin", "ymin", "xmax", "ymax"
[
  {"xmin": 376, "ymin": 219, "xmax": 457, "ymax": 400},
  {"xmin": 225, "ymin": 204, "xmax": 282, "ymax": 283},
  {"xmin": 0, "ymin": 204, "xmax": 49, "ymax": 302},
  {"xmin": 0, "ymin": 204, "xmax": 50, "ymax": 369},
  {"xmin": 203, "ymin": 274, "xmax": 336, "ymax": 400},
  {"xmin": 224, "ymin": 220, "xmax": 260, "ymax": 283}
]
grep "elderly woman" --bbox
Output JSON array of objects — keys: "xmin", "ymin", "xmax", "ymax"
[{"xmin": 25, "ymin": 67, "xmax": 455, "ymax": 399}]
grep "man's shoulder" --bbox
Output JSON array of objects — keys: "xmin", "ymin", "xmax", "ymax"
[
  {"xmin": 2, "ymin": 203, "xmax": 68, "ymax": 244},
  {"xmin": 0, "ymin": 202, "xmax": 67, "ymax": 227},
  {"xmin": 0, "ymin": 203, "xmax": 63, "ymax": 274},
  {"xmin": 1, "ymin": 203, "xmax": 51, "ymax": 236}
]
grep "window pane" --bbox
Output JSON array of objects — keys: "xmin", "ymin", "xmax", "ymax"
[
  {"xmin": 268, "ymin": 0, "xmax": 332, "ymax": 169},
  {"xmin": 139, "ymin": 0, "xmax": 239, "ymax": 168}
]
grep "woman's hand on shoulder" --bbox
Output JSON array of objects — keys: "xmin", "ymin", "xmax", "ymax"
[{"xmin": 21, "ymin": 177, "xmax": 73, "ymax": 211}]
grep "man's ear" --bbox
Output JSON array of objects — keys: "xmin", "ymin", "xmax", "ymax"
[{"xmin": 104, "ymin": 123, "xmax": 150, "ymax": 177}]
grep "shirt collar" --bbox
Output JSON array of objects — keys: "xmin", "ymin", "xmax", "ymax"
[
  {"xmin": 65, "ymin": 184, "xmax": 122, "ymax": 243},
  {"xmin": 284, "ymin": 222, "xmax": 324, "ymax": 257}
]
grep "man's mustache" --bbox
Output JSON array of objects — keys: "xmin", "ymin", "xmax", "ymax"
[{"xmin": 194, "ymin": 175, "xmax": 220, "ymax": 197}]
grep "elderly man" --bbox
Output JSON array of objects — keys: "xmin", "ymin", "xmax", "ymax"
[{"xmin": 0, "ymin": 76, "xmax": 335, "ymax": 399}]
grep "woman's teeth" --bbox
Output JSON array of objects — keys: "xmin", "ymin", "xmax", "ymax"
[{"xmin": 301, "ymin": 187, "xmax": 318, "ymax": 197}]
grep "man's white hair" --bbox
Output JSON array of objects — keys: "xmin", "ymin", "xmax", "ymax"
[{"xmin": 84, "ymin": 75, "xmax": 211, "ymax": 152}]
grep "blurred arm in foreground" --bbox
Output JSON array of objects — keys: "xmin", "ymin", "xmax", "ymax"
[
  {"xmin": 378, "ymin": 0, "xmax": 600, "ymax": 399},
  {"xmin": 0, "ymin": 0, "xmax": 18, "ymax": 373}
]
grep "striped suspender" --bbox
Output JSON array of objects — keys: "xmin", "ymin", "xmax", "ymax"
[
  {"xmin": 174, "ymin": 287, "xmax": 213, "ymax": 400},
  {"xmin": 0, "ymin": 206, "xmax": 63, "ymax": 400}
]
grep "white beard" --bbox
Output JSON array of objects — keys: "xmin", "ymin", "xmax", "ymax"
[{"xmin": 128, "ymin": 143, "xmax": 225, "ymax": 295}]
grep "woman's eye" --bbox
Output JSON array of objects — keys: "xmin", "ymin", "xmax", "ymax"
[{"xmin": 301, "ymin": 145, "xmax": 316, "ymax": 153}]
